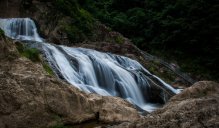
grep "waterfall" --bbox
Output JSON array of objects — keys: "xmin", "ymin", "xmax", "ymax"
[
  {"xmin": 0, "ymin": 18, "xmax": 43, "ymax": 42},
  {"xmin": 0, "ymin": 18, "xmax": 180, "ymax": 112}
]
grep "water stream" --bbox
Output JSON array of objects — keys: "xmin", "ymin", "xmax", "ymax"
[{"xmin": 0, "ymin": 18, "xmax": 180, "ymax": 112}]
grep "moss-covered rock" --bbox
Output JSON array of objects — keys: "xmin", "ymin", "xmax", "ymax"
[
  {"xmin": 15, "ymin": 42, "xmax": 40, "ymax": 62},
  {"xmin": 42, "ymin": 63, "xmax": 54, "ymax": 76},
  {"xmin": 0, "ymin": 28, "xmax": 5, "ymax": 38}
]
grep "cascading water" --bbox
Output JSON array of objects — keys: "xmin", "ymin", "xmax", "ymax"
[
  {"xmin": 0, "ymin": 18, "xmax": 180, "ymax": 112},
  {"xmin": 0, "ymin": 18, "xmax": 43, "ymax": 42}
]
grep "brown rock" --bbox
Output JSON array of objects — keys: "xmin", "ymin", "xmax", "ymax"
[
  {"xmin": 112, "ymin": 81, "xmax": 219, "ymax": 128},
  {"xmin": 0, "ymin": 37, "xmax": 18, "ymax": 60}
]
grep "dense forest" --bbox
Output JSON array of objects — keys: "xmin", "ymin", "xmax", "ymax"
[{"xmin": 53, "ymin": 0, "xmax": 219, "ymax": 80}]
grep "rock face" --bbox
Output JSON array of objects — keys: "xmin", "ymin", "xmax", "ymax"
[
  {"xmin": 0, "ymin": 0, "xmax": 22, "ymax": 18},
  {"xmin": 0, "ymin": 37, "xmax": 18, "ymax": 60},
  {"xmin": 112, "ymin": 81, "xmax": 219, "ymax": 128},
  {"xmin": 0, "ymin": 37, "xmax": 140, "ymax": 128}
]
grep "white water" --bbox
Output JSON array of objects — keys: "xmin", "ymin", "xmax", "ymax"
[
  {"xmin": 0, "ymin": 18, "xmax": 180, "ymax": 112},
  {"xmin": 0, "ymin": 18, "xmax": 43, "ymax": 42}
]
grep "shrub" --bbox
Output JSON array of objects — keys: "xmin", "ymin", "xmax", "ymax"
[
  {"xmin": 22, "ymin": 48, "xmax": 40, "ymax": 62},
  {"xmin": 15, "ymin": 43, "xmax": 40, "ymax": 62},
  {"xmin": 54, "ymin": 0, "xmax": 95, "ymax": 43},
  {"xmin": 114, "ymin": 35, "xmax": 124, "ymax": 44}
]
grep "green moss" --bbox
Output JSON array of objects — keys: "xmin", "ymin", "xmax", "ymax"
[
  {"xmin": 0, "ymin": 28, "xmax": 5, "ymax": 38},
  {"xmin": 22, "ymin": 48, "xmax": 40, "ymax": 62},
  {"xmin": 17, "ymin": 44, "xmax": 40, "ymax": 62},
  {"xmin": 0, "ymin": 29, "xmax": 4, "ymax": 35},
  {"xmin": 50, "ymin": 114, "xmax": 70, "ymax": 128},
  {"xmin": 79, "ymin": 8, "xmax": 94, "ymax": 23},
  {"xmin": 15, "ymin": 43, "xmax": 55, "ymax": 76},
  {"xmin": 15, "ymin": 42, "xmax": 40, "ymax": 62},
  {"xmin": 114, "ymin": 35, "xmax": 124, "ymax": 44},
  {"xmin": 43, "ymin": 63, "xmax": 54, "ymax": 76}
]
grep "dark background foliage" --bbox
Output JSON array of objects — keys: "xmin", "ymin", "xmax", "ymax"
[{"xmin": 54, "ymin": 0, "xmax": 219, "ymax": 80}]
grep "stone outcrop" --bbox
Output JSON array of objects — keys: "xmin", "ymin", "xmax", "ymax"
[
  {"xmin": 0, "ymin": 36, "xmax": 18, "ymax": 60},
  {"xmin": 0, "ymin": 37, "xmax": 140, "ymax": 128},
  {"xmin": 112, "ymin": 81, "xmax": 219, "ymax": 128}
]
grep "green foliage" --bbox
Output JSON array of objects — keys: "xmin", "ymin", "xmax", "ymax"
[
  {"xmin": 54, "ymin": 0, "xmax": 95, "ymax": 43},
  {"xmin": 15, "ymin": 43, "xmax": 55, "ymax": 75},
  {"xmin": 114, "ymin": 35, "xmax": 124, "ymax": 44},
  {"xmin": 16, "ymin": 43, "xmax": 40, "ymax": 62},
  {"xmin": 43, "ymin": 63, "xmax": 54, "ymax": 76},
  {"xmin": 0, "ymin": 29, "xmax": 4, "ymax": 35},
  {"xmin": 0, "ymin": 28, "xmax": 5, "ymax": 38},
  {"xmin": 22, "ymin": 48, "xmax": 40, "ymax": 62},
  {"xmin": 64, "ymin": 25, "xmax": 85, "ymax": 43}
]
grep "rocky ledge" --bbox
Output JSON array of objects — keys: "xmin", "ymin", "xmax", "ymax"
[
  {"xmin": 0, "ymin": 36, "xmax": 140, "ymax": 128},
  {"xmin": 112, "ymin": 81, "xmax": 219, "ymax": 128}
]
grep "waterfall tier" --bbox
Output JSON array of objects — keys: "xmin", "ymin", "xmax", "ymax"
[
  {"xmin": 0, "ymin": 18, "xmax": 180, "ymax": 112},
  {"xmin": 0, "ymin": 18, "xmax": 43, "ymax": 42}
]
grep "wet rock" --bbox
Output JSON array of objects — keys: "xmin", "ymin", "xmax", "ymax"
[{"xmin": 112, "ymin": 81, "xmax": 219, "ymax": 128}]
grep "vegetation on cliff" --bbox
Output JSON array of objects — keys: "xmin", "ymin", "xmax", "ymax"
[
  {"xmin": 14, "ymin": 41, "xmax": 54, "ymax": 75},
  {"xmin": 51, "ymin": 0, "xmax": 219, "ymax": 80},
  {"xmin": 53, "ymin": 0, "xmax": 95, "ymax": 43},
  {"xmin": 0, "ymin": 28, "xmax": 5, "ymax": 39}
]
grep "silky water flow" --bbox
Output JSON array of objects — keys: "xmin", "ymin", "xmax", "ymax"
[{"xmin": 0, "ymin": 18, "xmax": 180, "ymax": 112}]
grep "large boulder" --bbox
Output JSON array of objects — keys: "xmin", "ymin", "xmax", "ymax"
[{"xmin": 112, "ymin": 81, "xmax": 219, "ymax": 128}]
